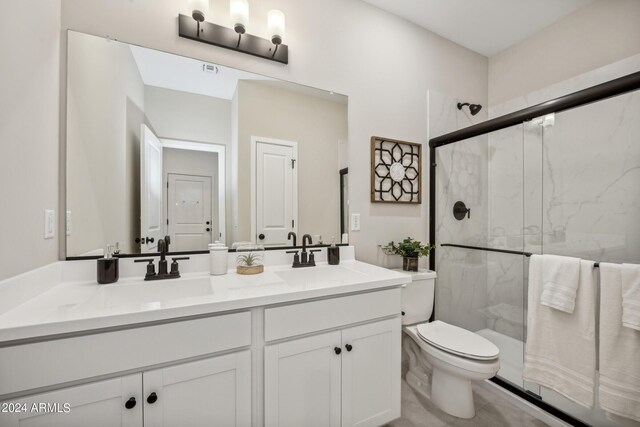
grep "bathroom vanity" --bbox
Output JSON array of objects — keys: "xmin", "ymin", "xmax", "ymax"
[{"xmin": 0, "ymin": 248, "xmax": 408, "ymax": 427}]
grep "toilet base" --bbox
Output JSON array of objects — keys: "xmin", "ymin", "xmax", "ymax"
[{"xmin": 431, "ymin": 368, "xmax": 475, "ymax": 419}]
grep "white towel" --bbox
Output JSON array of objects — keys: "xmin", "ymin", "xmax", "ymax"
[
  {"xmin": 621, "ymin": 264, "xmax": 640, "ymax": 331},
  {"xmin": 539, "ymin": 254, "xmax": 581, "ymax": 313},
  {"xmin": 523, "ymin": 255, "xmax": 597, "ymax": 408},
  {"xmin": 599, "ymin": 263, "xmax": 640, "ymax": 422}
]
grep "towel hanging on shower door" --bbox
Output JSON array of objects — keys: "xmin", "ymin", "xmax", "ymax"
[{"xmin": 523, "ymin": 255, "xmax": 597, "ymax": 408}]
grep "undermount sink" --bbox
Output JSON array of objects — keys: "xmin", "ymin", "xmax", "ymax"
[
  {"xmin": 275, "ymin": 265, "xmax": 368, "ymax": 287},
  {"xmin": 75, "ymin": 277, "xmax": 215, "ymax": 311}
]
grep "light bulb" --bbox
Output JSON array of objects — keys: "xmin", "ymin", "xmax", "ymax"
[
  {"xmin": 188, "ymin": 0, "xmax": 209, "ymax": 22},
  {"xmin": 230, "ymin": 0, "xmax": 249, "ymax": 34},
  {"xmin": 268, "ymin": 9, "xmax": 285, "ymax": 45}
]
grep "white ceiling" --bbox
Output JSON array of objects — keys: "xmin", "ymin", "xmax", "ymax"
[
  {"xmin": 361, "ymin": 0, "xmax": 595, "ymax": 57},
  {"xmin": 129, "ymin": 44, "xmax": 346, "ymax": 103},
  {"xmin": 130, "ymin": 45, "xmax": 273, "ymax": 100}
]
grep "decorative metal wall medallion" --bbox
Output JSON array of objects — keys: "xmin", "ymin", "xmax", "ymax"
[{"xmin": 371, "ymin": 136, "xmax": 422, "ymax": 203}]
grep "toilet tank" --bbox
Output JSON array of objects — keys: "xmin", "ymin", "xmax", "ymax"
[{"xmin": 394, "ymin": 269, "xmax": 437, "ymax": 325}]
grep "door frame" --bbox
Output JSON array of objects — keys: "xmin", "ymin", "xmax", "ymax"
[
  {"xmin": 161, "ymin": 139, "xmax": 226, "ymax": 244},
  {"xmin": 250, "ymin": 136, "xmax": 298, "ymax": 245}
]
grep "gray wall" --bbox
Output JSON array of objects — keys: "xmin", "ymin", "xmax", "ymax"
[
  {"xmin": 66, "ymin": 32, "xmax": 145, "ymax": 256},
  {"xmin": 0, "ymin": 0, "xmax": 61, "ymax": 280},
  {"xmin": 489, "ymin": 0, "xmax": 640, "ymax": 106}
]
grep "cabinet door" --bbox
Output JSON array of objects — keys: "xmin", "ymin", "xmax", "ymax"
[
  {"xmin": 342, "ymin": 317, "xmax": 401, "ymax": 427},
  {"xmin": 143, "ymin": 350, "xmax": 251, "ymax": 427},
  {"xmin": 264, "ymin": 331, "xmax": 342, "ymax": 427},
  {"xmin": 0, "ymin": 374, "xmax": 142, "ymax": 427}
]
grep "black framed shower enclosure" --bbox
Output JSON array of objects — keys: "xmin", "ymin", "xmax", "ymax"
[{"xmin": 427, "ymin": 70, "xmax": 640, "ymax": 427}]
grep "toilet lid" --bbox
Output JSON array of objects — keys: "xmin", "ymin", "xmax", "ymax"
[{"xmin": 417, "ymin": 321, "xmax": 499, "ymax": 361}]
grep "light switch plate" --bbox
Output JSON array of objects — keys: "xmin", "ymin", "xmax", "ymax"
[
  {"xmin": 350, "ymin": 213, "xmax": 361, "ymax": 231},
  {"xmin": 44, "ymin": 209, "xmax": 55, "ymax": 239}
]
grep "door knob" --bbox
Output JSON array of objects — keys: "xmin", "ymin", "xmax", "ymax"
[
  {"xmin": 125, "ymin": 397, "xmax": 137, "ymax": 409},
  {"xmin": 145, "ymin": 237, "xmax": 155, "ymax": 244},
  {"xmin": 345, "ymin": 344, "xmax": 353, "ymax": 352},
  {"xmin": 147, "ymin": 392, "xmax": 158, "ymax": 404},
  {"xmin": 334, "ymin": 347, "xmax": 342, "ymax": 355},
  {"xmin": 258, "ymin": 233, "xmax": 265, "ymax": 240}
]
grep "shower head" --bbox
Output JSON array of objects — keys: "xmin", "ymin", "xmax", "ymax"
[{"xmin": 457, "ymin": 102, "xmax": 483, "ymax": 116}]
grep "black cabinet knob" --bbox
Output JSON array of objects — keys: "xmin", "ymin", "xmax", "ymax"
[
  {"xmin": 258, "ymin": 233, "xmax": 265, "ymax": 240},
  {"xmin": 206, "ymin": 228, "xmax": 211, "ymax": 232},
  {"xmin": 206, "ymin": 221, "xmax": 210, "ymax": 225},
  {"xmin": 334, "ymin": 347, "xmax": 342, "ymax": 355},
  {"xmin": 125, "ymin": 397, "xmax": 136, "ymax": 409},
  {"xmin": 145, "ymin": 237, "xmax": 154, "ymax": 244},
  {"xmin": 345, "ymin": 344, "xmax": 353, "ymax": 352},
  {"xmin": 147, "ymin": 392, "xmax": 158, "ymax": 404}
]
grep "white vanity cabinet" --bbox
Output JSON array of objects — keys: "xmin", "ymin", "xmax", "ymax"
[
  {"xmin": 0, "ymin": 351, "xmax": 252, "ymax": 427},
  {"xmin": 0, "ymin": 374, "xmax": 143, "ymax": 427},
  {"xmin": 0, "ymin": 311, "xmax": 252, "ymax": 427},
  {"xmin": 143, "ymin": 350, "xmax": 251, "ymax": 427},
  {"xmin": 263, "ymin": 289, "xmax": 402, "ymax": 427}
]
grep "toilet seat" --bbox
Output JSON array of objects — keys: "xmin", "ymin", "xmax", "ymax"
[{"xmin": 417, "ymin": 320, "xmax": 499, "ymax": 361}]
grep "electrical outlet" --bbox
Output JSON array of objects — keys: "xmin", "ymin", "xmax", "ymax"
[
  {"xmin": 44, "ymin": 209, "xmax": 55, "ymax": 239},
  {"xmin": 66, "ymin": 211, "xmax": 72, "ymax": 236},
  {"xmin": 350, "ymin": 213, "xmax": 361, "ymax": 231}
]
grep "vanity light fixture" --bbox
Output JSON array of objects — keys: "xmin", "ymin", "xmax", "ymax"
[{"xmin": 179, "ymin": 1, "xmax": 288, "ymax": 64}]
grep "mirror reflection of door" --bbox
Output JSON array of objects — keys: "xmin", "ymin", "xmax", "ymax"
[
  {"xmin": 340, "ymin": 168, "xmax": 349, "ymax": 236},
  {"xmin": 140, "ymin": 124, "xmax": 164, "ymax": 253},
  {"xmin": 167, "ymin": 174, "xmax": 213, "ymax": 251},
  {"xmin": 254, "ymin": 138, "xmax": 298, "ymax": 246}
]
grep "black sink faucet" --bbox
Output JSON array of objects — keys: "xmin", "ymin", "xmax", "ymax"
[
  {"xmin": 135, "ymin": 235, "xmax": 189, "ymax": 281},
  {"xmin": 288, "ymin": 231, "xmax": 297, "ymax": 247},
  {"xmin": 287, "ymin": 234, "xmax": 320, "ymax": 268},
  {"xmin": 301, "ymin": 234, "xmax": 313, "ymax": 264},
  {"xmin": 157, "ymin": 235, "xmax": 170, "ymax": 275}
]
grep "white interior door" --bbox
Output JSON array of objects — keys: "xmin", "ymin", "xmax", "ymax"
[
  {"xmin": 255, "ymin": 139, "xmax": 298, "ymax": 246},
  {"xmin": 341, "ymin": 318, "xmax": 401, "ymax": 427},
  {"xmin": 264, "ymin": 331, "xmax": 342, "ymax": 427},
  {"xmin": 140, "ymin": 124, "xmax": 163, "ymax": 253},
  {"xmin": 0, "ymin": 374, "xmax": 142, "ymax": 427},
  {"xmin": 167, "ymin": 174, "xmax": 213, "ymax": 251},
  {"xmin": 143, "ymin": 351, "xmax": 251, "ymax": 427}
]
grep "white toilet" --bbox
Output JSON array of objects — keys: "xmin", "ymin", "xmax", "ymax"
[{"xmin": 398, "ymin": 269, "xmax": 500, "ymax": 419}]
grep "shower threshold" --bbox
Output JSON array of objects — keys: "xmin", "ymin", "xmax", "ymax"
[{"xmin": 475, "ymin": 329, "xmax": 620, "ymax": 427}]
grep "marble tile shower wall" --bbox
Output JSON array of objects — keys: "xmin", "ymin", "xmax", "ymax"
[
  {"xmin": 483, "ymin": 55, "xmax": 640, "ymax": 340},
  {"xmin": 429, "ymin": 90, "xmax": 490, "ymax": 330}
]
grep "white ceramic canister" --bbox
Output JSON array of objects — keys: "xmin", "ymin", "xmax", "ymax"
[{"xmin": 208, "ymin": 241, "xmax": 229, "ymax": 275}]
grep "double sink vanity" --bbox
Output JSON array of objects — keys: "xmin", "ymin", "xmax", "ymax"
[{"xmin": 0, "ymin": 247, "xmax": 410, "ymax": 427}]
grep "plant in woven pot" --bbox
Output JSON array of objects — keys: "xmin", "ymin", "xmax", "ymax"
[
  {"xmin": 381, "ymin": 237, "xmax": 433, "ymax": 272},
  {"xmin": 236, "ymin": 245, "xmax": 265, "ymax": 275}
]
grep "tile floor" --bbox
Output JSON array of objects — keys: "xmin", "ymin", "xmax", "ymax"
[{"xmin": 385, "ymin": 379, "xmax": 550, "ymax": 427}]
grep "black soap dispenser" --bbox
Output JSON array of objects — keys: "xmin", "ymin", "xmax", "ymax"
[
  {"xmin": 328, "ymin": 237, "xmax": 340, "ymax": 265},
  {"xmin": 97, "ymin": 244, "xmax": 119, "ymax": 284}
]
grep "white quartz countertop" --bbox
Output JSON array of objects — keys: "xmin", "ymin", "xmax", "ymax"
[{"xmin": 0, "ymin": 252, "xmax": 410, "ymax": 343}]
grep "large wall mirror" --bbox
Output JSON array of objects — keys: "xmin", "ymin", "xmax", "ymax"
[{"xmin": 66, "ymin": 31, "xmax": 348, "ymax": 257}]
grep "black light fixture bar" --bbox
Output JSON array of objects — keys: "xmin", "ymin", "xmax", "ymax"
[{"xmin": 178, "ymin": 14, "xmax": 288, "ymax": 64}]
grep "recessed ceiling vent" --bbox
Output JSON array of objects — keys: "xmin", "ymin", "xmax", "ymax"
[{"xmin": 203, "ymin": 64, "xmax": 219, "ymax": 74}]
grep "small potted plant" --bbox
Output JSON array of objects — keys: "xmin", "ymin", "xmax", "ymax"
[
  {"xmin": 236, "ymin": 245, "xmax": 265, "ymax": 275},
  {"xmin": 380, "ymin": 237, "xmax": 433, "ymax": 272}
]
